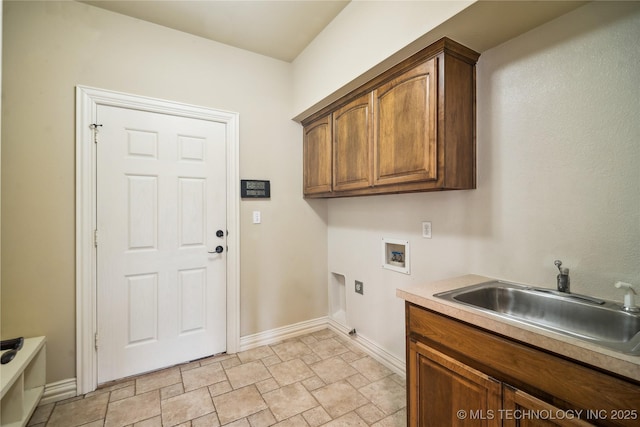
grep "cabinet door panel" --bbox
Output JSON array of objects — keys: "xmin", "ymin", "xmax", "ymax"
[
  {"xmin": 374, "ymin": 58, "xmax": 437, "ymax": 186},
  {"xmin": 503, "ymin": 385, "xmax": 594, "ymax": 427},
  {"xmin": 333, "ymin": 93, "xmax": 372, "ymax": 191},
  {"xmin": 303, "ymin": 115, "xmax": 332, "ymax": 195},
  {"xmin": 409, "ymin": 339, "xmax": 501, "ymax": 427}
]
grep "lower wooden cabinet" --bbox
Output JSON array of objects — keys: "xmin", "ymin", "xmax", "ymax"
[
  {"xmin": 406, "ymin": 303, "xmax": 640, "ymax": 427},
  {"xmin": 502, "ymin": 385, "xmax": 593, "ymax": 427},
  {"xmin": 409, "ymin": 339, "xmax": 501, "ymax": 426}
]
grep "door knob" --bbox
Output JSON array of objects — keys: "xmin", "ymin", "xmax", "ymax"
[
  {"xmin": 216, "ymin": 230, "xmax": 225, "ymax": 238},
  {"xmin": 208, "ymin": 246, "xmax": 224, "ymax": 254}
]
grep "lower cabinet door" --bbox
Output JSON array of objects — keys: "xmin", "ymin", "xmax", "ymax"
[
  {"xmin": 502, "ymin": 385, "xmax": 594, "ymax": 427},
  {"xmin": 409, "ymin": 339, "xmax": 501, "ymax": 426}
]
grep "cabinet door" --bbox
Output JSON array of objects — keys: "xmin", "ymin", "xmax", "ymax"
[
  {"xmin": 409, "ymin": 339, "xmax": 501, "ymax": 427},
  {"xmin": 373, "ymin": 58, "xmax": 437, "ymax": 186},
  {"xmin": 303, "ymin": 115, "xmax": 332, "ymax": 195},
  {"xmin": 333, "ymin": 93, "xmax": 373, "ymax": 191},
  {"xmin": 503, "ymin": 385, "xmax": 594, "ymax": 427}
]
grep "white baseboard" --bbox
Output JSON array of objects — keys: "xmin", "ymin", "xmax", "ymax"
[
  {"xmin": 239, "ymin": 316, "xmax": 330, "ymax": 351},
  {"xmin": 40, "ymin": 378, "xmax": 77, "ymax": 405},
  {"xmin": 239, "ymin": 316, "xmax": 406, "ymax": 378},
  {"xmin": 328, "ymin": 319, "xmax": 406, "ymax": 378},
  {"xmin": 42, "ymin": 318, "xmax": 403, "ymax": 406}
]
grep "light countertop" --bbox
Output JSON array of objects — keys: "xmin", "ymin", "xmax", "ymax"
[{"xmin": 397, "ymin": 274, "xmax": 640, "ymax": 383}]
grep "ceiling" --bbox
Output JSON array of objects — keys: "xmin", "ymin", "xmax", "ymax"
[{"xmin": 81, "ymin": 0, "xmax": 351, "ymax": 62}]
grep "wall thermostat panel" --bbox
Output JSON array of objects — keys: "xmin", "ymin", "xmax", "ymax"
[{"xmin": 241, "ymin": 180, "xmax": 270, "ymax": 198}]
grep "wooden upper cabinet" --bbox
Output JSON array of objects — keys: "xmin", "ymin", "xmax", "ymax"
[
  {"xmin": 374, "ymin": 58, "xmax": 437, "ymax": 187},
  {"xmin": 303, "ymin": 115, "xmax": 332, "ymax": 195},
  {"xmin": 333, "ymin": 93, "xmax": 373, "ymax": 191},
  {"xmin": 301, "ymin": 37, "xmax": 479, "ymax": 198}
]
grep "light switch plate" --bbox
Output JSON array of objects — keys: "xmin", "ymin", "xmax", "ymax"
[
  {"xmin": 422, "ymin": 221, "xmax": 432, "ymax": 238},
  {"xmin": 253, "ymin": 211, "xmax": 261, "ymax": 224}
]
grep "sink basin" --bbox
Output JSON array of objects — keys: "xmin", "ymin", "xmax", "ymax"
[{"xmin": 434, "ymin": 281, "xmax": 640, "ymax": 355}]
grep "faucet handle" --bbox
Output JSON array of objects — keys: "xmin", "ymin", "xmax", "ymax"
[
  {"xmin": 614, "ymin": 281, "xmax": 640, "ymax": 312},
  {"xmin": 554, "ymin": 260, "xmax": 569, "ymax": 275}
]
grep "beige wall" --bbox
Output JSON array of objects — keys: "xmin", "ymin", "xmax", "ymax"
[
  {"xmin": 325, "ymin": 1, "xmax": 640, "ymax": 362},
  {"xmin": 290, "ymin": 1, "xmax": 586, "ymax": 121},
  {"xmin": 1, "ymin": 0, "xmax": 328, "ymax": 383},
  {"xmin": 291, "ymin": 0, "xmax": 473, "ymax": 115},
  {"xmin": 3, "ymin": 0, "xmax": 639, "ymax": 387}
]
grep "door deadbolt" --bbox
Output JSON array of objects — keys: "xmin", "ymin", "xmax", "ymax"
[{"xmin": 216, "ymin": 230, "xmax": 224, "ymax": 238}]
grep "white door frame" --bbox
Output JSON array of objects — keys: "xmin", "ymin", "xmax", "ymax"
[{"xmin": 75, "ymin": 86, "xmax": 240, "ymax": 395}]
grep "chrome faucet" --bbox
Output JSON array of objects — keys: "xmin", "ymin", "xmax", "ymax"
[{"xmin": 554, "ymin": 260, "xmax": 570, "ymax": 293}]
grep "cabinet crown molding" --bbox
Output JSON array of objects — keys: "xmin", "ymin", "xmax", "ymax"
[{"xmin": 301, "ymin": 37, "xmax": 479, "ymax": 127}]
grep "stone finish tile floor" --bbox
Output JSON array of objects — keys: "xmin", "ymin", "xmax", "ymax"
[{"xmin": 28, "ymin": 329, "xmax": 406, "ymax": 426}]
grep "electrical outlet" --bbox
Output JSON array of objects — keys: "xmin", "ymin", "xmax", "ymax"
[
  {"xmin": 422, "ymin": 221, "xmax": 432, "ymax": 238},
  {"xmin": 355, "ymin": 280, "xmax": 364, "ymax": 295}
]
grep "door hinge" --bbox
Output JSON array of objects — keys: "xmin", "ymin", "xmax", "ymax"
[
  {"xmin": 94, "ymin": 229, "xmax": 98, "ymax": 247},
  {"xmin": 94, "ymin": 332, "xmax": 99, "ymax": 350},
  {"xmin": 90, "ymin": 123, "xmax": 103, "ymax": 144}
]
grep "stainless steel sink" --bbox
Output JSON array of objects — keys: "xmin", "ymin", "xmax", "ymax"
[{"xmin": 434, "ymin": 281, "xmax": 640, "ymax": 355}]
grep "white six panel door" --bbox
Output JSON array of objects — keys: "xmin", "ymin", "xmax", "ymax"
[{"xmin": 96, "ymin": 104, "xmax": 227, "ymax": 383}]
